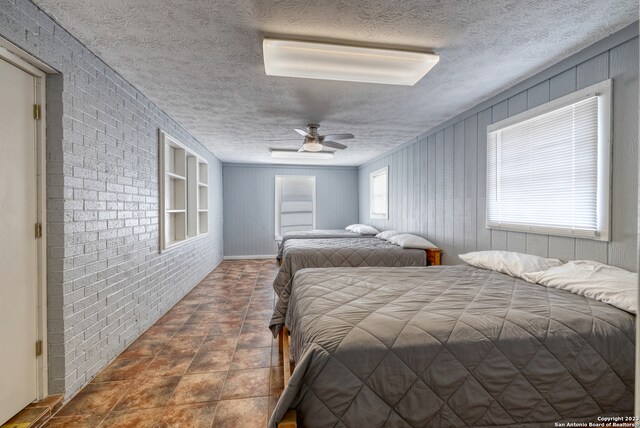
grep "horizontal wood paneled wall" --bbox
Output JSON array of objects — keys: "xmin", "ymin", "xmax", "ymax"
[
  {"xmin": 223, "ymin": 163, "xmax": 359, "ymax": 257},
  {"xmin": 359, "ymin": 34, "xmax": 638, "ymax": 270}
]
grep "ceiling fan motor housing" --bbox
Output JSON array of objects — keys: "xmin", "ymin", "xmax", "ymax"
[
  {"xmin": 291, "ymin": 123, "xmax": 352, "ymax": 152},
  {"xmin": 307, "ymin": 124, "xmax": 320, "ymax": 137}
]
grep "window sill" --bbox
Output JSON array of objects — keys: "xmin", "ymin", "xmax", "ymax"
[
  {"xmin": 370, "ymin": 215, "xmax": 388, "ymax": 220},
  {"xmin": 486, "ymin": 224, "xmax": 608, "ymax": 242}
]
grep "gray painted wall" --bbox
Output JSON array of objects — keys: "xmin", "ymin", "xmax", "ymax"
[
  {"xmin": 0, "ymin": 0, "xmax": 223, "ymax": 398},
  {"xmin": 223, "ymin": 163, "xmax": 359, "ymax": 257},
  {"xmin": 359, "ymin": 30, "xmax": 638, "ymax": 270}
]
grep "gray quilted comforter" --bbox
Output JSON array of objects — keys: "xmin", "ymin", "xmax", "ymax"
[
  {"xmin": 270, "ymin": 238, "xmax": 426, "ymax": 335},
  {"xmin": 277, "ymin": 229, "xmax": 370, "ymax": 260},
  {"xmin": 269, "ymin": 265, "xmax": 635, "ymax": 428}
]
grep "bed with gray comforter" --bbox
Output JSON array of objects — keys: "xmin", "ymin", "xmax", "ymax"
[
  {"xmin": 277, "ymin": 229, "xmax": 373, "ymax": 260},
  {"xmin": 270, "ymin": 237, "xmax": 427, "ymax": 335},
  {"xmin": 269, "ymin": 265, "xmax": 635, "ymax": 427}
]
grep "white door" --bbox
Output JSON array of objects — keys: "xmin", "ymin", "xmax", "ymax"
[{"xmin": 0, "ymin": 57, "xmax": 38, "ymax": 424}]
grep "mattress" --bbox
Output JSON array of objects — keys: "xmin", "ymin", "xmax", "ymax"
[
  {"xmin": 276, "ymin": 229, "xmax": 370, "ymax": 260},
  {"xmin": 270, "ymin": 237, "xmax": 427, "ymax": 335},
  {"xmin": 270, "ymin": 265, "xmax": 635, "ymax": 427}
]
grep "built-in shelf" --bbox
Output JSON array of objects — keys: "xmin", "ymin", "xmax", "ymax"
[
  {"xmin": 197, "ymin": 160, "xmax": 208, "ymax": 235},
  {"xmin": 167, "ymin": 177, "xmax": 186, "ymax": 210},
  {"xmin": 199, "ymin": 211, "xmax": 208, "ymax": 234},
  {"xmin": 198, "ymin": 187, "xmax": 208, "ymax": 209},
  {"xmin": 166, "ymin": 171, "xmax": 186, "ymax": 180},
  {"xmin": 164, "ymin": 211, "xmax": 186, "ymax": 247},
  {"xmin": 160, "ymin": 130, "xmax": 209, "ymax": 251},
  {"xmin": 199, "ymin": 163, "xmax": 209, "ymax": 185}
]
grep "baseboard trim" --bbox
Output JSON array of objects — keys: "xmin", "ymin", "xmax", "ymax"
[{"xmin": 223, "ymin": 255, "xmax": 276, "ymax": 260}]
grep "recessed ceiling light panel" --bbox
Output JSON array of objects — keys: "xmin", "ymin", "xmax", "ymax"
[{"xmin": 263, "ymin": 38, "xmax": 439, "ymax": 86}]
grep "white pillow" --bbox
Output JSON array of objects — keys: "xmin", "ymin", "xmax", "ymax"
[
  {"xmin": 346, "ymin": 224, "xmax": 379, "ymax": 235},
  {"xmin": 375, "ymin": 230, "xmax": 400, "ymax": 241},
  {"xmin": 522, "ymin": 260, "xmax": 637, "ymax": 314},
  {"xmin": 388, "ymin": 233, "xmax": 437, "ymax": 249},
  {"xmin": 459, "ymin": 251, "xmax": 562, "ymax": 279}
]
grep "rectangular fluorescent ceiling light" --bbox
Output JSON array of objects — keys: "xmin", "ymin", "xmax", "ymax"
[
  {"xmin": 263, "ymin": 38, "xmax": 439, "ymax": 86},
  {"xmin": 271, "ymin": 150, "xmax": 334, "ymax": 159}
]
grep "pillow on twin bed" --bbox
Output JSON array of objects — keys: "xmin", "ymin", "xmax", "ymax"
[
  {"xmin": 345, "ymin": 224, "xmax": 380, "ymax": 235},
  {"xmin": 375, "ymin": 230, "xmax": 400, "ymax": 240},
  {"xmin": 459, "ymin": 251, "xmax": 562, "ymax": 279},
  {"xmin": 522, "ymin": 260, "xmax": 637, "ymax": 314},
  {"xmin": 388, "ymin": 233, "xmax": 437, "ymax": 249}
]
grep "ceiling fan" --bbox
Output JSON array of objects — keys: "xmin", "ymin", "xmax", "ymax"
[{"xmin": 293, "ymin": 124, "xmax": 354, "ymax": 152}]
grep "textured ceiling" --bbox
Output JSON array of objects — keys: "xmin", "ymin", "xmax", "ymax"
[{"xmin": 34, "ymin": 0, "xmax": 636, "ymax": 165}]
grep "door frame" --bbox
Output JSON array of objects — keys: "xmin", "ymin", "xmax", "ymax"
[{"xmin": 0, "ymin": 38, "xmax": 56, "ymax": 400}]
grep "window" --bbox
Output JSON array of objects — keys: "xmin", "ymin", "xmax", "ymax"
[
  {"xmin": 370, "ymin": 166, "xmax": 389, "ymax": 220},
  {"xmin": 275, "ymin": 176, "xmax": 316, "ymax": 240},
  {"xmin": 159, "ymin": 130, "xmax": 209, "ymax": 251},
  {"xmin": 486, "ymin": 80, "xmax": 611, "ymax": 240}
]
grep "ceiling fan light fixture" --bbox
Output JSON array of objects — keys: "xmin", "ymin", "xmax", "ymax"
[
  {"xmin": 302, "ymin": 141, "xmax": 324, "ymax": 152},
  {"xmin": 263, "ymin": 38, "xmax": 439, "ymax": 86},
  {"xmin": 271, "ymin": 150, "xmax": 334, "ymax": 159}
]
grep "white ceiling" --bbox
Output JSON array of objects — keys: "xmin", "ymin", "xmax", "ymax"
[{"xmin": 34, "ymin": 0, "xmax": 636, "ymax": 166}]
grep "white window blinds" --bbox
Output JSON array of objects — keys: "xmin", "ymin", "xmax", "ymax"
[
  {"xmin": 275, "ymin": 176, "xmax": 316, "ymax": 239},
  {"xmin": 486, "ymin": 80, "xmax": 611, "ymax": 240},
  {"xmin": 370, "ymin": 167, "xmax": 389, "ymax": 220}
]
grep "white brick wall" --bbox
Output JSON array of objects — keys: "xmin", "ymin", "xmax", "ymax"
[{"xmin": 0, "ymin": 0, "xmax": 224, "ymax": 398}]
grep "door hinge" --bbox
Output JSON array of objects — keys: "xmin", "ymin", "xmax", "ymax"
[
  {"xmin": 35, "ymin": 223, "xmax": 42, "ymax": 239},
  {"xmin": 35, "ymin": 340, "xmax": 42, "ymax": 357},
  {"xmin": 33, "ymin": 104, "xmax": 40, "ymax": 120}
]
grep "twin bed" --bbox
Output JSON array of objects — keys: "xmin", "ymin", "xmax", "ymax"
[
  {"xmin": 276, "ymin": 229, "xmax": 375, "ymax": 261},
  {"xmin": 271, "ymin": 236, "xmax": 435, "ymax": 335},
  {"xmin": 269, "ymin": 229, "xmax": 635, "ymax": 427}
]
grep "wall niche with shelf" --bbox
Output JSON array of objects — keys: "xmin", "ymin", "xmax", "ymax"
[{"xmin": 159, "ymin": 130, "xmax": 209, "ymax": 252}]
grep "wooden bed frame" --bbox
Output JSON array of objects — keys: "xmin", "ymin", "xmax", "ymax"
[
  {"xmin": 426, "ymin": 248, "xmax": 442, "ymax": 266},
  {"xmin": 278, "ymin": 326, "xmax": 297, "ymax": 428},
  {"xmin": 274, "ymin": 248, "xmax": 442, "ymax": 427}
]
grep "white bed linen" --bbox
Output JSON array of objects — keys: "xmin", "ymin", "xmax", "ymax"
[
  {"xmin": 523, "ymin": 260, "xmax": 637, "ymax": 314},
  {"xmin": 459, "ymin": 250, "xmax": 563, "ymax": 279}
]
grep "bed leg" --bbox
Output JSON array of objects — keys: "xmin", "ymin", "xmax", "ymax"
[
  {"xmin": 282, "ymin": 326, "xmax": 292, "ymax": 386},
  {"xmin": 278, "ymin": 410, "xmax": 297, "ymax": 428},
  {"xmin": 277, "ymin": 327, "xmax": 297, "ymax": 427}
]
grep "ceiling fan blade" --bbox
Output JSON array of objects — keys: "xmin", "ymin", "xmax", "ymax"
[
  {"xmin": 321, "ymin": 133, "xmax": 354, "ymax": 141},
  {"xmin": 294, "ymin": 128, "xmax": 313, "ymax": 138},
  {"xmin": 298, "ymin": 145, "xmax": 306, "ymax": 152},
  {"xmin": 322, "ymin": 141, "xmax": 347, "ymax": 150}
]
